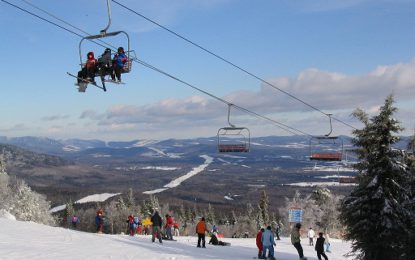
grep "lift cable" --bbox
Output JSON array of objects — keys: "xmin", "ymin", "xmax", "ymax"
[
  {"xmin": 1, "ymin": 0, "xmax": 312, "ymax": 137},
  {"xmin": 112, "ymin": 0, "xmax": 357, "ymax": 131}
]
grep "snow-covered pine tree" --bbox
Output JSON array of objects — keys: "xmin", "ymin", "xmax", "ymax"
[
  {"xmin": 258, "ymin": 190, "xmax": 269, "ymax": 227},
  {"xmin": 340, "ymin": 95, "xmax": 414, "ymax": 260}
]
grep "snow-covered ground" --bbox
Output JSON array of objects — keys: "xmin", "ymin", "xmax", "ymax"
[
  {"xmin": 286, "ymin": 182, "xmax": 357, "ymax": 187},
  {"xmin": 0, "ymin": 218, "xmax": 352, "ymax": 259},
  {"xmin": 143, "ymin": 155, "xmax": 213, "ymax": 194}
]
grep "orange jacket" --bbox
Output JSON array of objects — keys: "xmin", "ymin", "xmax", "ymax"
[{"xmin": 196, "ymin": 220, "xmax": 207, "ymax": 234}]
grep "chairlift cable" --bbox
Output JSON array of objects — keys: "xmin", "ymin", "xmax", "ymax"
[
  {"xmin": 111, "ymin": 0, "xmax": 358, "ymax": 131},
  {"xmin": 2, "ymin": 0, "xmax": 311, "ymax": 137}
]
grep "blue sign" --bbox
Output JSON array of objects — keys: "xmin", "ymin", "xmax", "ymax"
[{"xmin": 288, "ymin": 208, "xmax": 303, "ymax": 223}]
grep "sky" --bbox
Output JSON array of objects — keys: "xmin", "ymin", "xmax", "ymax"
[
  {"xmin": 1, "ymin": 0, "xmax": 415, "ymax": 141},
  {"xmin": 0, "ymin": 217, "xmax": 353, "ymax": 259}
]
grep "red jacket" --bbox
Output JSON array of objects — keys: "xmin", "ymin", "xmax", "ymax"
[
  {"xmin": 256, "ymin": 231, "xmax": 263, "ymax": 249},
  {"xmin": 166, "ymin": 216, "xmax": 174, "ymax": 227}
]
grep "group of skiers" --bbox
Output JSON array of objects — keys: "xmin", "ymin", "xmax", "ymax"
[
  {"xmin": 256, "ymin": 223, "xmax": 331, "ymax": 260},
  {"xmin": 93, "ymin": 208, "xmax": 333, "ymax": 259},
  {"xmin": 77, "ymin": 46, "xmax": 128, "ymax": 86}
]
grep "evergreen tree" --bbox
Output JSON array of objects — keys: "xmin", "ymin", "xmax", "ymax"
[
  {"xmin": 206, "ymin": 203, "xmax": 216, "ymax": 225},
  {"xmin": 258, "ymin": 190, "xmax": 269, "ymax": 226},
  {"xmin": 125, "ymin": 188, "xmax": 135, "ymax": 208},
  {"xmin": 64, "ymin": 199, "xmax": 75, "ymax": 228},
  {"xmin": 340, "ymin": 95, "xmax": 414, "ymax": 259}
]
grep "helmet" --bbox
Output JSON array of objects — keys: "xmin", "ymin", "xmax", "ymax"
[
  {"xmin": 117, "ymin": 47, "xmax": 124, "ymax": 53},
  {"xmin": 104, "ymin": 48, "xmax": 111, "ymax": 53},
  {"xmin": 295, "ymin": 223, "xmax": 301, "ymax": 228}
]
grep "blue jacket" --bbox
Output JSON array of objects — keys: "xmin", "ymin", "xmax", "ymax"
[
  {"xmin": 114, "ymin": 53, "xmax": 127, "ymax": 68},
  {"xmin": 261, "ymin": 229, "xmax": 275, "ymax": 247}
]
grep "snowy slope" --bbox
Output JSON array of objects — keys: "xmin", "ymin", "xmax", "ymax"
[{"xmin": 0, "ymin": 218, "xmax": 353, "ymax": 259}]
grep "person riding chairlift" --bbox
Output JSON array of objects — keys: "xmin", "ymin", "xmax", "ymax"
[
  {"xmin": 112, "ymin": 47, "xmax": 127, "ymax": 82},
  {"xmin": 77, "ymin": 51, "xmax": 97, "ymax": 85}
]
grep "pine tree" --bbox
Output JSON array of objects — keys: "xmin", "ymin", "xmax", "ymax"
[
  {"xmin": 206, "ymin": 203, "xmax": 216, "ymax": 225},
  {"xmin": 340, "ymin": 95, "xmax": 414, "ymax": 260},
  {"xmin": 258, "ymin": 190, "xmax": 269, "ymax": 226},
  {"xmin": 64, "ymin": 199, "xmax": 75, "ymax": 228}
]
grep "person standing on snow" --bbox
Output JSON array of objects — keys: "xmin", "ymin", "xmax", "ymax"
[
  {"xmin": 196, "ymin": 217, "xmax": 208, "ymax": 248},
  {"xmin": 291, "ymin": 223, "xmax": 307, "ymax": 260},
  {"xmin": 151, "ymin": 211, "xmax": 163, "ymax": 243},
  {"xmin": 261, "ymin": 226, "xmax": 276, "ymax": 260},
  {"xmin": 256, "ymin": 228, "xmax": 265, "ymax": 259},
  {"xmin": 95, "ymin": 209, "xmax": 104, "ymax": 233},
  {"xmin": 308, "ymin": 227, "xmax": 315, "ymax": 246},
  {"xmin": 324, "ymin": 233, "xmax": 331, "ymax": 253},
  {"xmin": 165, "ymin": 214, "xmax": 174, "ymax": 240},
  {"xmin": 315, "ymin": 232, "xmax": 329, "ymax": 260}
]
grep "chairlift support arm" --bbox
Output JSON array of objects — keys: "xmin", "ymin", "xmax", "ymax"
[
  {"xmin": 227, "ymin": 104, "xmax": 236, "ymax": 128},
  {"xmin": 325, "ymin": 114, "xmax": 333, "ymax": 137}
]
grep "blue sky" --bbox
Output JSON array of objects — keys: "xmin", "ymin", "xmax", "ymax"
[{"xmin": 1, "ymin": 0, "xmax": 414, "ymax": 140}]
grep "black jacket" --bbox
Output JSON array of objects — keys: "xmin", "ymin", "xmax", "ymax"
[
  {"xmin": 315, "ymin": 237, "xmax": 325, "ymax": 253},
  {"xmin": 151, "ymin": 213, "xmax": 162, "ymax": 227}
]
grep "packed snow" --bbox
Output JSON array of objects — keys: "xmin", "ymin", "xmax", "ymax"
[
  {"xmin": 143, "ymin": 155, "xmax": 213, "ymax": 194},
  {"xmin": 148, "ymin": 147, "xmax": 182, "ymax": 158},
  {"xmin": 0, "ymin": 218, "xmax": 353, "ymax": 259},
  {"xmin": 286, "ymin": 182, "xmax": 357, "ymax": 187}
]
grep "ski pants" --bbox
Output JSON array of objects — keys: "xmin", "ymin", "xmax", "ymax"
[
  {"xmin": 152, "ymin": 226, "xmax": 162, "ymax": 243},
  {"xmin": 263, "ymin": 245, "xmax": 274, "ymax": 258},
  {"xmin": 197, "ymin": 233, "xmax": 206, "ymax": 247},
  {"xmin": 166, "ymin": 226, "xmax": 173, "ymax": 240},
  {"xmin": 293, "ymin": 242, "xmax": 304, "ymax": 258},
  {"xmin": 317, "ymin": 251, "xmax": 329, "ymax": 260}
]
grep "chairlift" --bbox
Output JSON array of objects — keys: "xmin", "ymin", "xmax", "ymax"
[
  {"xmin": 309, "ymin": 114, "xmax": 343, "ymax": 161},
  {"xmin": 67, "ymin": 0, "xmax": 135, "ymax": 92},
  {"xmin": 217, "ymin": 104, "xmax": 250, "ymax": 153}
]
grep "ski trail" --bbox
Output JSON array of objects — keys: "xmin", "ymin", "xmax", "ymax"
[{"xmin": 143, "ymin": 155, "xmax": 213, "ymax": 194}]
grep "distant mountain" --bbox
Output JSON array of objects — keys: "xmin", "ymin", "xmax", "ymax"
[{"xmin": 0, "ymin": 144, "xmax": 71, "ymax": 169}]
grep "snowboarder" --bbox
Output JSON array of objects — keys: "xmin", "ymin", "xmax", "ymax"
[
  {"xmin": 209, "ymin": 232, "xmax": 230, "ymax": 246},
  {"xmin": 308, "ymin": 227, "xmax": 315, "ymax": 246},
  {"xmin": 196, "ymin": 217, "xmax": 208, "ymax": 248},
  {"xmin": 315, "ymin": 232, "xmax": 329, "ymax": 260},
  {"xmin": 291, "ymin": 223, "xmax": 307, "ymax": 260},
  {"xmin": 151, "ymin": 211, "xmax": 163, "ymax": 243},
  {"xmin": 256, "ymin": 228, "xmax": 265, "ymax": 259},
  {"xmin": 261, "ymin": 226, "xmax": 276, "ymax": 260}
]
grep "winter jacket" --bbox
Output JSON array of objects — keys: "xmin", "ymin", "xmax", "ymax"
[
  {"xmin": 261, "ymin": 229, "xmax": 275, "ymax": 247},
  {"xmin": 308, "ymin": 229, "xmax": 315, "ymax": 238},
  {"xmin": 98, "ymin": 51, "xmax": 112, "ymax": 68},
  {"xmin": 113, "ymin": 52, "xmax": 127, "ymax": 68},
  {"xmin": 166, "ymin": 216, "xmax": 174, "ymax": 227},
  {"xmin": 315, "ymin": 237, "xmax": 325, "ymax": 253},
  {"xmin": 291, "ymin": 226, "xmax": 301, "ymax": 244},
  {"xmin": 151, "ymin": 212, "xmax": 162, "ymax": 227},
  {"xmin": 209, "ymin": 234, "xmax": 219, "ymax": 245},
  {"xmin": 256, "ymin": 231, "xmax": 263, "ymax": 249},
  {"xmin": 86, "ymin": 52, "xmax": 97, "ymax": 70},
  {"xmin": 196, "ymin": 220, "xmax": 207, "ymax": 234},
  {"xmin": 95, "ymin": 215, "xmax": 103, "ymax": 227}
]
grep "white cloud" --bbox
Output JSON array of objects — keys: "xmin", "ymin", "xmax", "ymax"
[{"xmin": 70, "ymin": 58, "xmax": 415, "ymax": 139}]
